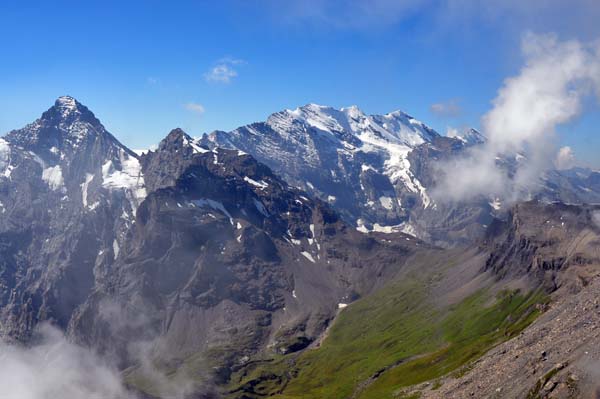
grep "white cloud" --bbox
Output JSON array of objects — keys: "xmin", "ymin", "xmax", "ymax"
[
  {"xmin": 439, "ymin": 0, "xmax": 600, "ymax": 40},
  {"xmin": 204, "ymin": 65, "xmax": 237, "ymax": 83},
  {"xmin": 555, "ymin": 146, "xmax": 576, "ymax": 170},
  {"xmin": 446, "ymin": 127, "xmax": 460, "ymax": 137},
  {"xmin": 434, "ymin": 32, "xmax": 600, "ymax": 203},
  {"xmin": 204, "ymin": 57, "xmax": 245, "ymax": 84},
  {"xmin": 430, "ymin": 98, "xmax": 462, "ymax": 117},
  {"xmin": 0, "ymin": 324, "xmax": 133, "ymax": 399},
  {"xmin": 270, "ymin": 0, "xmax": 427, "ymax": 30},
  {"xmin": 266, "ymin": 0, "xmax": 600, "ymax": 41},
  {"xmin": 146, "ymin": 77, "xmax": 159, "ymax": 85},
  {"xmin": 184, "ymin": 102, "xmax": 205, "ymax": 115},
  {"xmin": 133, "ymin": 144, "xmax": 158, "ymax": 156},
  {"xmin": 217, "ymin": 56, "xmax": 246, "ymax": 65}
]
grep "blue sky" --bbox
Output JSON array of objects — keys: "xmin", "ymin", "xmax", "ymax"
[{"xmin": 1, "ymin": 0, "xmax": 599, "ymax": 166}]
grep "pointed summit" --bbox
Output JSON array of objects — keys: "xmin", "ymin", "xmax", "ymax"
[
  {"xmin": 447, "ymin": 127, "xmax": 486, "ymax": 146},
  {"xmin": 52, "ymin": 96, "xmax": 90, "ymax": 119},
  {"xmin": 163, "ymin": 128, "xmax": 192, "ymax": 143},
  {"xmin": 156, "ymin": 128, "xmax": 208, "ymax": 155},
  {"xmin": 41, "ymin": 95, "xmax": 98, "ymax": 125},
  {"xmin": 4, "ymin": 96, "xmax": 133, "ymax": 162},
  {"xmin": 55, "ymin": 95, "xmax": 79, "ymax": 112}
]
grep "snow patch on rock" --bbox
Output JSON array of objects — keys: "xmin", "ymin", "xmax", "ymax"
[
  {"xmin": 191, "ymin": 198, "xmax": 233, "ymax": 222},
  {"xmin": 42, "ymin": 165, "xmax": 64, "ymax": 191},
  {"xmin": 301, "ymin": 251, "xmax": 316, "ymax": 263},
  {"xmin": 244, "ymin": 176, "xmax": 268, "ymax": 189},
  {"xmin": 101, "ymin": 149, "xmax": 146, "ymax": 210},
  {"xmin": 81, "ymin": 173, "xmax": 94, "ymax": 207},
  {"xmin": 0, "ymin": 139, "xmax": 13, "ymax": 178}
]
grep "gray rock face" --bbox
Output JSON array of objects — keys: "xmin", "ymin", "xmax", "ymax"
[
  {"xmin": 68, "ymin": 131, "xmax": 421, "ymax": 394},
  {"xmin": 416, "ymin": 201, "xmax": 600, "ymax": 399},
  {"xmin": 200, "ymin": 104, "xmax": 442, "ymax": 238},
  {"xmin": 1, "ymin": 98, "xmax": 600, "ymax": 398},
  {"xmin": 0, "ymin": 99, "xmax": 420, "ymax": 396},
  {"xmin": 200, "ymin": 104, "xmax": 600, "ymax": 247},
  {"xmin": 482, "ymin": 201, "xmax": 600, "ymax": 291},
  {"xmin": 0, "ymin": 96, "xmax": 145, "ymax": 341}
]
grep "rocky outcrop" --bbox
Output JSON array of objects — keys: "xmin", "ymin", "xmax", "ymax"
[
  {"xmin": 0, "ymin": 96, "xmax": 145, "ymax": 341},
  {"xmin": 68, "ymin": 138, "xmax": 420, "ymax": 394},
  {"xmin": 403, "ymin": 201, "xmax": 600, "ymax": 398},
  {"xmin": 482, "ymin": 201, "xmax": 600, "ymax": 291}
]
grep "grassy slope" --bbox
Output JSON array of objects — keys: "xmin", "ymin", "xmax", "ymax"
[{"xmin": 225, "ymin": 253, "xmax": 547, "ymax": 399}]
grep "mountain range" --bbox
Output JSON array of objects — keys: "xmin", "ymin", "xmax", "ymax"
[
  {"xmin": 201, "ymin": 103, "xmax": 600, "ymax": 246},
  {"xmin": 1, "ymin": 97, "xmax": 599, "ymax": 398}
]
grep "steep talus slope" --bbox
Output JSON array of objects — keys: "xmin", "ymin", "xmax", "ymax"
[
  {"xmin": 0, "ymin": 96, "xmax": 145, "ymax": 340},
  {"xmin": 223, "ymin": 202, "xmax": 600, "ymax": 399},
  {"xmin": 406, "ymin": 201, "xmax": 600, "ymax": 398},
  {"xmin": 67, "ymin": 129, "xmax": 421, "ymax": 397}
]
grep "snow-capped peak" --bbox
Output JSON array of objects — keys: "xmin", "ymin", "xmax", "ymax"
[
  {"xmin": 341, "ymin": 105, "xmax": 368, "ymax": 122},
  {"xmin": 267, "ymin": 103, "xmax": 438, "ymax": 148},
  {"xmin": 446, "ymin": 127, "xmax": 486, "ymax": 145},
  {"xmin": 274, "ymin": 103, "xmax": 351, "ymax": 134},
  {"xmin": 54, "ymin": 96, "xmax": 82, "ymax": 118}
]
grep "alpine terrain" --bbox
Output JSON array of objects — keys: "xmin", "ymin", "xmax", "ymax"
[{"xmin": 0, "ymin": 97, "xmax": 599, "ymax": 398}]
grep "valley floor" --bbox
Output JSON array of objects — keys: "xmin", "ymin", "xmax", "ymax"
[{"xmin": 222, "ymin": 248, "xmax": 550, "ymax": 399}]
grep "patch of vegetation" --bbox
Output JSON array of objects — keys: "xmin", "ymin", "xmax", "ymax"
[
  {"xmin": 358, "ymin": 288, "xmax": 546, "ymax": 399},
  {"xmin": 223, "ymin": 273, "xmax": 547, "ymax": 399}
]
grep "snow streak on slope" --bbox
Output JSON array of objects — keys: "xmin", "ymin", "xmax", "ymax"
[
  {"xmin": 102, "ymin": 148, "xmax": 147, "ymax": 210},
  {"xmin": 204, "ymin": 103, "xmax": 437, "ymax": 232}
]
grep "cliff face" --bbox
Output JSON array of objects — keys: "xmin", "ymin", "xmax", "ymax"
[
  {"xmin": 68, "ymin": 136, "xmax": 421, "ymax": 394},
  {"xmin": 413, "ymin": 201, "xmax": 600, "ymax": 399},
  {"xmin": 482, "ymin": 201, "xmax": 600, "ymax": 291},
  {"xmin": 0, "ymin": 97, "xmax": 144, "ymax": 341}
]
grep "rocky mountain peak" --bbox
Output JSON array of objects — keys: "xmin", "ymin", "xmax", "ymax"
[
  {"xmin": 54, "ymin": 95, "xmax": 82, "ymax": 116},
  {"xmin": 40, "ymin": 95, "xmax": 100, "ymax": 127},
  {"xmin": 154, "ymin": 128, "xmax": 208, "ymax": 156},
  {"xmin": 265, "ymin": 103, "xmax": 439, "ymax": 147},
  {"xmin": 447, "ymin": 127, "xmax": 486, "ymax": 146},
  {"xmin": 159, "ymin": 128, "xmax": 193, "ymax": 148},
  {"xmin": 5, "ymin": 97, "xmax": 130, "ymax": 163}
]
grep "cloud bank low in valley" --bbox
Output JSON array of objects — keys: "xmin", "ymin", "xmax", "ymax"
[{"xmin": 0, "ymin": 324, "xmax": 134, "ymax": 399}]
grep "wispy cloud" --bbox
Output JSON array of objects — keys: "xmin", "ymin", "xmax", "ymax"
[
  {"xmin": 433, "ymin": 32, "xmax": 600, "ymax": 203},
  {"xmin": 430, "ymin": 98, "xmax": 462, "ymax": 117},
  {"xmin": 0, "ymin": 324, "xmax": 134, "ymax": 399},
  {"xmin": 204, "ymin": 65, "xmax": 237, "ymax": 83},
  {"xmin": 555, "ymin": 146, "xmax": 576, "ymax": 170},
  {"xmin": 184, "ymin": 102, "xmax": 205, "ymax": 115},
  {"xmin": 269, "ymin": 0, "xmax": 427, "ymax": 30},
  {"xmin": 217, "ymin": 56, "xmax": 246, "ymax": 66},
  {"xmin": 439, "ymin": 0, "xmax": 600, "ymax": 39},
  {"xmin": 204, "ymin": 57, "xmax": 246, "ymax": 84},
  {"xmin": 146, "ymin": 77, "xmax": 159, "ymax": 85},
  {"xmin": 266, "ymin": 0, "xmax": 600, "ymax": 40}
]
